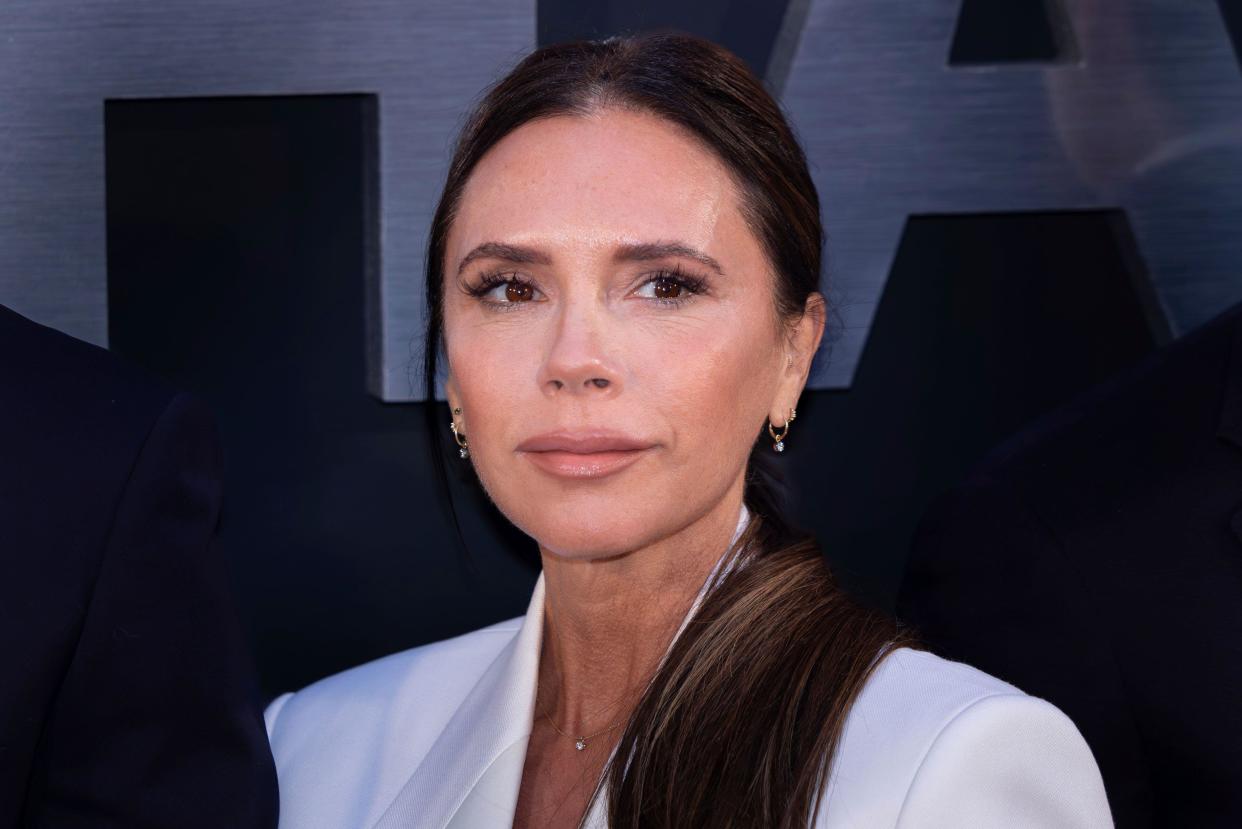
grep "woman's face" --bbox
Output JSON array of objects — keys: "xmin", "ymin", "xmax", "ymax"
[{"xmin": 442, "ymin": 108, "xmax": 816, "ymax": 559}]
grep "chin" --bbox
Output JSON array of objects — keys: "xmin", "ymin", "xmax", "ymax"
[
  {"xmin": 495, "ymin": 487, "xmax": 669, "ymax": 561},
  {"xmin": 473, "ymin": 452, "xmax": 715, "ymax": 559},
  {"xmin": 534, "ymin": 530, "xmax": 653, "ymax": 561}
]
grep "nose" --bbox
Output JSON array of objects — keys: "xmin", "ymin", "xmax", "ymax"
[{"xmin": 538, "ymin": 300, "xmax": 622, "ymax": 398}]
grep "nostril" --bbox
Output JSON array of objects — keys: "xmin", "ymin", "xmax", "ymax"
[{"xmin": 589, "ymin": 378, "xmax": 610, "ymax": 388}]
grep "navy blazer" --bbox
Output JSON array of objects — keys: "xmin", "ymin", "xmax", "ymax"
[
  {"xmin": 899, "ymin": 300, "xmax": 1242, "ymax": 828},
  {"xmin": 0, "ymin": 304, "xmax": 278, "ymax": 828}
]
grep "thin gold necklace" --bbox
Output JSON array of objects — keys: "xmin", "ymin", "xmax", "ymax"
[
  {"xmin": 540, "ymin": 641, "xmax": 631, "ymax": 752},
  {"xmin": 541, "ymin": 710, "xmax": 623, "ymax": 752}
]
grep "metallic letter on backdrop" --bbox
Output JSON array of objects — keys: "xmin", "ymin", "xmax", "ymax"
[
  {"xmin": 0, "ymin": 0, "xmax": 534, "ymax": 401},
  {"xmin": 774, "ymin": 0, "xmax": 1242, "ymax": 390}
]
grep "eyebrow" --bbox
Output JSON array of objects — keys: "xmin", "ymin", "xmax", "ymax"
[
  {"xmin": 456, "ymin": 242, "xmax": 552, "ymax": 276},
  {"xmin": 613, "ymin": 241, "xmax": 725, "ymax": 275},
  {"xmin": 455, "ymin": 240, "xmax": 725, "ymax": 277}
]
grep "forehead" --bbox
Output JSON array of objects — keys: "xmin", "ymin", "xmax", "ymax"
[{"xmin": 448, "ymin": 109, "xmax": 748, "ymax": 261}]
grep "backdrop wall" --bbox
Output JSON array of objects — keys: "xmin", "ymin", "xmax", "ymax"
[{"xmin": 4, "ymin": 0, "xmax": 1241, "ymax": 695}]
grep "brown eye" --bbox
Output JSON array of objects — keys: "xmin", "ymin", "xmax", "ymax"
[
  {"xmin": 504, "ymin": 281, "xmax": 535, "ymax": 302},
  {"xmin": 652, "ymin": 277, "xmax": 683, "ymax": 300}
]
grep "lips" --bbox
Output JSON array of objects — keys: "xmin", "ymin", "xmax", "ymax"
[
  {"xmin": 516, "ymin": 431, "xmax": 655, "ymax": 479},
  {"xmin": 516, "ymin": 432, "xmax": 654, "ymax": 454}
]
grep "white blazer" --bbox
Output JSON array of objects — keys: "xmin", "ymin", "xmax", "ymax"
[{"xmin": 266, "ymin": 511, "xmax": 1113, "ymax": 829}]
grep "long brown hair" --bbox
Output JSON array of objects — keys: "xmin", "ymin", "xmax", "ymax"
[{"xmin": 422, "ymin": 31, "xmax": 915, "ymax": 828}]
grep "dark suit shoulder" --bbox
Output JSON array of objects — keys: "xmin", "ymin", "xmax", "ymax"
[
  {"xmin": 0, "ymin": 303, "xmax": 197, "ymax": 630},
  {"xmin": 0, "ymin": 303, "xmax": 176, "ymax": 442},
  {"xmin": 969, "ymin": 300, "xmax": 1242, "ymax": 500},
  {"xmin": 904, "ymin": 307, "xmax": 1242, "ymax": 829}
]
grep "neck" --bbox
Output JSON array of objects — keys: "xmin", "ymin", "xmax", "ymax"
[{"xmin": 536, "ymin": 478, "xmax": 747, "ymax": 732}]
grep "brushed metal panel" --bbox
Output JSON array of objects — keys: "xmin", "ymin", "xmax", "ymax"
[
  {"xmin": 0, "ymin": 0, "xmax": 534, "ymax": 400},
  {"xmin": 775, "ymin": 0, "xmax": 1242, "ymax": 389}
]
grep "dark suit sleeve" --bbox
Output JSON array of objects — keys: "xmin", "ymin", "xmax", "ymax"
[
  {"xmin": 22, "ymin": 392, "xmax": 278, "ymax": 829},
  {"xmin": 897, "ymin": 471, "xmax": 1152, "ymax": 829}
]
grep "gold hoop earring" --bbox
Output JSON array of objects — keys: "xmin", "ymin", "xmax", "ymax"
[
  {"xmin": 768, "ymin": 407, "xmax": 797, "ymax": 453},
  {"xmin": 450, "ymin": 407, "xmax": 469, "ymax": 459}
]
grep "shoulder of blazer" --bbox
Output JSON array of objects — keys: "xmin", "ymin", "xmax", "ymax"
[
  {"xmin": 264, "ymin": 613, "xmax": 525, "ymax": 813},
  {"xmin": 0, "ymin": 303, "xmax": 180, "ymax": 561},
  {"xmin": 816, "ymin": 647, "xmax": 1111, "ymax": 828}
]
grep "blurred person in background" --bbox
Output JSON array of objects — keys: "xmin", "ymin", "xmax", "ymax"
[
  {"xmin": 0, "ymin": 303, "xmax": 278, "ymax": 827},
  {"xmin": 901, "ymin": 299, "xmax": 1242, "ymax": 828}
]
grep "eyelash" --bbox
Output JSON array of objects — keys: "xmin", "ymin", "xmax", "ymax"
[{"xmin": 464, "ymin": 266, "xmax": 709, "ymax": 311}]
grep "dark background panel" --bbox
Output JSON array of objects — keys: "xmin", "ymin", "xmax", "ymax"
[
  {"xmin": 106, "ymin": 95, "xmax": 537, "ymax": 695},
  {"xmin": 538, "ymin": 0, "xmax": 791, "ymax": 78},
  {"xmin": 949, "ymin": 0, "xmax": 1076, "ymax": 65},
  {"xmin": 1222, "ymin": 0, "xmax": 1242, "ymax": 71},
  {"xmin": 789, "ymin": 211, "xmax": 1166, "ymax": 609}
]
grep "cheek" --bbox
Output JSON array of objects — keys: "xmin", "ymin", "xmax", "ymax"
[
  {"xmin": 445, "ymin": 327, "xmax": 528, "ymax": 437},
  {"xmin": 444, "ymin": 344, "xmax": 523, "ymax": 517},
  {"xmin": 651, "ymin": 321, "xmax": 775, "ymax": 455}
]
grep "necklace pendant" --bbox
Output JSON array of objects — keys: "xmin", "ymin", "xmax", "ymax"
[{"xmin": 575, "ymin": 738, "xmax": 587, "ymax": 751}]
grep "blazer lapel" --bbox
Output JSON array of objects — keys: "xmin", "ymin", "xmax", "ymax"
[
  {"xmin": 374, "ymin": 574, "xmax": 546, "ymax": 829},
  {"xmin": 372, "ymin": 501, "xmax": 752, "ymax": 828}
]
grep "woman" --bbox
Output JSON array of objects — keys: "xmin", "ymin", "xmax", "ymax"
[{"xmin": 265, "ymin": 33, "xmax": 1112, "ymax": 828}]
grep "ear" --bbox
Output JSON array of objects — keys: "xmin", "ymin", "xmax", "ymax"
[{"xmin": 770, "ymin": 292, "xmax": 825, "ymax": 424}]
